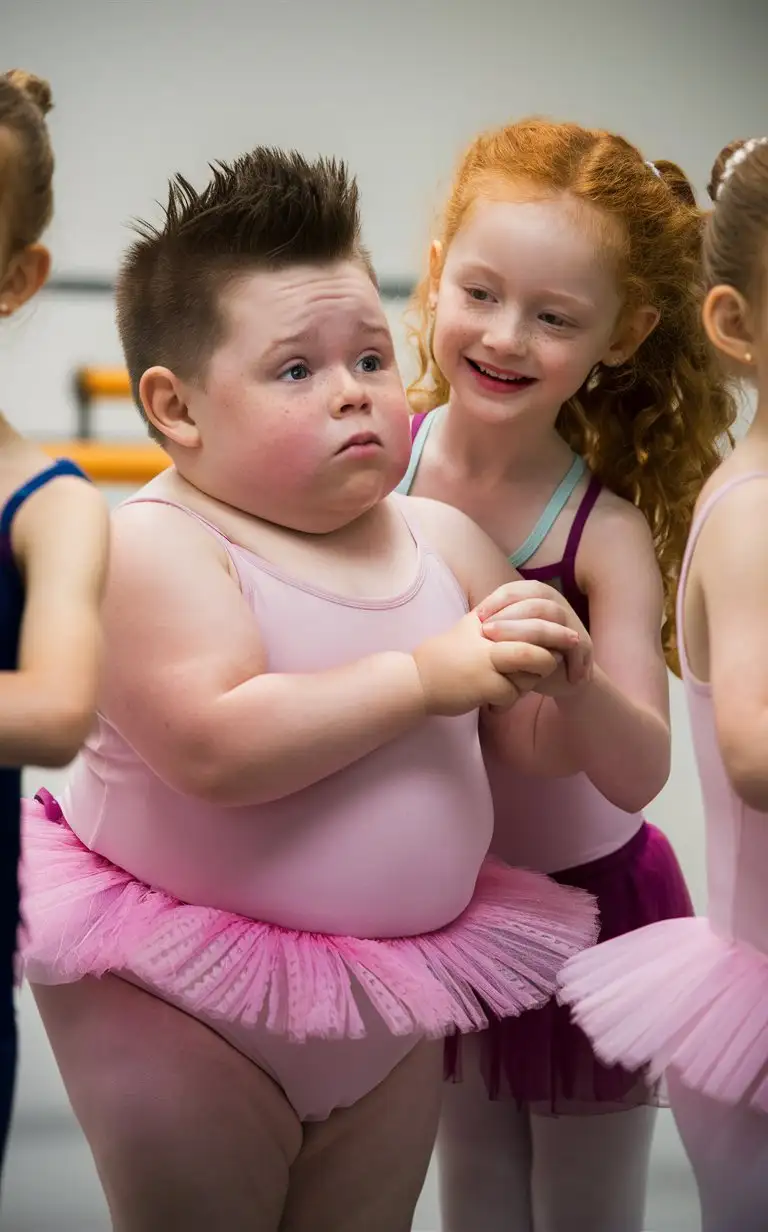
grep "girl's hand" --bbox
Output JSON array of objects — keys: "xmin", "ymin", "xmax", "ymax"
[{"xmin": 476, "ymin": 582, "xmax": 594, "ymax": 690}]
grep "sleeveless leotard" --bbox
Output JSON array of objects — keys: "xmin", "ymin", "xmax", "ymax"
[{"xmin": 62, "ymin": 495, "xmax": 492, "ymax": 937}]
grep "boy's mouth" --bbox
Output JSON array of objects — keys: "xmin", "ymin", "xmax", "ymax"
[{"xmin": 336, "ymin": 432, "xmax": 382, "ymax": 454}]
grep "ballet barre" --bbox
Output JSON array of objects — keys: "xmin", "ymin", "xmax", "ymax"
[
  {"xmin": 41, "ymin": 440, "xmax": 169, "ymax": 483},
  {"xmin": 74, "ymin": 365, "xmax": 132, "ymax": 439},
  {"xmin": 41, "ymin": 365, "xmax": 169, "ymax": 483}
]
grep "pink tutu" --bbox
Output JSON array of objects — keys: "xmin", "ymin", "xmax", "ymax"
[
  {"xmin": 21, "ymin": 792, "xmax": 598, "ymax": 1043},
  {"xmin": 559, "ymin": 915, "xmax": 768, "ymax": 1112}
]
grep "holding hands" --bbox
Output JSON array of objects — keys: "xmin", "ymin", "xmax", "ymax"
[
  {"xmin": 412, "ymin": 581, "xmax": 592, "ymax": 718},
  {"xmin": 477, "ymin": 580, "xmax": 593, "ymax": 698}
]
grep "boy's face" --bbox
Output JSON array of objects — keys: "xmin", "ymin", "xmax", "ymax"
[{"xmin": 184, "ymin": 260, "xmax": 412, "ymax": 532}]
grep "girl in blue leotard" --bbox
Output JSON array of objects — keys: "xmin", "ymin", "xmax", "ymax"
[{"xmin": 0, "ymin": 68, "xmax": 108, "ymax": 1183}]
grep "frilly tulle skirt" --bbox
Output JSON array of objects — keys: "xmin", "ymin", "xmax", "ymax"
[
  {"xmin": 21, "ymin": 791, "xmax": 599, "ymax": 1044},
  {"xmin": 559, "ymin": 914, "xmax": 768, "ymax": 1112},
  {"xmin": 445, "ymin": 822, "xmax": 693, "ymax": 1112}
]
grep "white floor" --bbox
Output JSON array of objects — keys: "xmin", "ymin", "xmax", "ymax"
[{"xmin": 1, "ymin": 769, "xmax": 702, "ymax": 1231}]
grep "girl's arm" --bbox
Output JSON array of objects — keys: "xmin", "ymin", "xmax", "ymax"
[
  {"xmin": 99, "ymin": 503, "xmax": 566, "ymax": 808},
  {"xmin": 0, "ymin": 476, "xmax": 109, "ymax": 766},
  {"xmin": 696, "ymin": 480, "xmax": 768, "ymax": 811},
  {"xmin": 482, "ymin": 500, "xmax": 671, "ymax": 812}
]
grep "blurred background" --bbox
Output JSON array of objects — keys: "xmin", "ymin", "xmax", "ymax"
[{"xmin": 3, "ymin": 1, "xmax": 768, "ymax": 1227}]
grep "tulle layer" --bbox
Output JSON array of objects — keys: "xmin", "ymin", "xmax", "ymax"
[
  {"xmin": 559, "ymin": 915, "xmax": 768, "ymax": 1112},
  {"xmin": 22, "ymin": 792, "xmax": 599, "ymax": 1043},
  {"xmin": 449, "ymin": 821, "xmax": 693, "ymax": 1113}
]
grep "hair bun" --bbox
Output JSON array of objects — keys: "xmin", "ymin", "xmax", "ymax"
[
  {"xmin": 652, "ymin": 159, "xmax": 697, "ymax": 208},
  {"xmin": 707, "ymin": 140, "xmax": 747, "ymax": 203},
  {"xmin": 6, "ymin": 69, "xmax": 53, "ymax": 117}
]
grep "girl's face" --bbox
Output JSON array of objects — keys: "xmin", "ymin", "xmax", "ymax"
[{"xmin": 431, "ymin": 194, "xmax": 628, "ymax": 429}]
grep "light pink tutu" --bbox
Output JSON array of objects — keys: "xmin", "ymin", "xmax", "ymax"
[
  {"xmin": 558, "ymin": 916, "xmax": 768, "ymax": 1112},
  {"xmin": 22, "ymin": 792, "xmax": 598, "ymax": 1043}
]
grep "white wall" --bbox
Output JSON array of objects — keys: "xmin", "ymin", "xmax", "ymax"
[
  {"xmin": 2, "ymin": 0, "xmax": 768, "ymax": 437},
  {"xmin": 7, "ymin": 0, "xmax": 764, "ymax": 279},
  {"xmin": 3, "ymin": 2, "xmax": 768, "ymax": 1228}
]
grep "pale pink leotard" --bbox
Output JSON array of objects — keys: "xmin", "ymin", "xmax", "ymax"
[
  {"xmin": 22, "ymin": 495, "xmax": 598, "ymax": 1121},
  {"xmin": 63, "ymin": 498, "xmax": 492, "ymax": 936}
]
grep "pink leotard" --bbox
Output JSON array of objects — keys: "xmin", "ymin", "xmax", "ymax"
[{"xmin": 63, "ymin": 496, "xmax": 493, "ymax": 937}]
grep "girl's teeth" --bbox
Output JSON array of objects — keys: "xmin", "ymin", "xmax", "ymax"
[{"xmin": 477, "ymin": 363, "xmax": 524, "ymax": 383}]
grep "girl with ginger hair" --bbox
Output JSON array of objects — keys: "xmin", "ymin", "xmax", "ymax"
[
  {"xmin": 398, "ymin": 118, "xmax": 736, "ymax": 1231},
  {"xmin": 0, "ymin": 69, "xmax": 108, "ymax": 1178}
]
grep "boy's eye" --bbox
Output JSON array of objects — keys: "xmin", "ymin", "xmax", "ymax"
[
  {"xmin": 358, "ymin": 354, "xmax": 381, "ymax": 373},
  {"xmin": 282, "ymin": 363, "xmax": 309, "ymax": 381}
]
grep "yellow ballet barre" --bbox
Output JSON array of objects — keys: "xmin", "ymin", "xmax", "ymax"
[
  {"xmin": 74, "ymin": 366, "xmax": 132, "ymax": 439},
  {"xmin": 75, "ymin": 367, "xmax": 132, "ymax": 402},
  {"xmin": 42, "ymin": 440, "xmax": 169, "ymax": 484}
]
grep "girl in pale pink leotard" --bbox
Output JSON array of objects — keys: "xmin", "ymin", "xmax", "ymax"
[
  {"xmin": 20, "ymin": 150, "xmax": 599, "ymax": 1232},
  {"xmin": 561, "ymin": 136, "xmax": 768, "ymax": 1232}
]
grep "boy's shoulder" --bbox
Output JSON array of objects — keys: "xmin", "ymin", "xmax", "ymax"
[{"xmin": 391, "ymin": 491, "xmax": 485, "ymax": 544}]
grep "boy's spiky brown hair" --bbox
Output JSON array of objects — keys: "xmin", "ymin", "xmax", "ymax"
[{"xmin": 117, "ymin": 149, "xmax": 374, "ymax": 441}]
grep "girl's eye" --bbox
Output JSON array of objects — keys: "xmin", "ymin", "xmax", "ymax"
[
  {"xmin": 540, "ymin": 313, "xmax": 570, "ymax": 328},
  {"xmin": 358, "ymin": 354, "xmax": 381, "ymax": 373},
  {"xmin": 467, "ymin": 288, "xmax": 493, "ymax": 302},
  {"xmin": 282, "ymin": 363, "xmax": 310, "ymax": 381}
]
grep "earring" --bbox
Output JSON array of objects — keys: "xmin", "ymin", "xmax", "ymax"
[
  {"xmin": 745, "ymin": 352, "xmax": 753, "ymax": 364},
  {"xmin": 0, "ymin": 303, "xmax": 9, "ymax": 316}
]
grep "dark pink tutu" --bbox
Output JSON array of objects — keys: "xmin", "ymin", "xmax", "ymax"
[
  {"xmin": 445, "ymin": 823, "xmax": 694, "ymax": 1112},
  {"xmin": 559, "ymin": 917, "xmax": 768, "ymax": 1114},
  {"xmin": 20, "ymin": 792, "xmax": 599, "ymax": 1044}
]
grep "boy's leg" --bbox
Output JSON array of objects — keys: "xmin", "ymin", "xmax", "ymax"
[{"xmin": 33, "ymin": 975, "xmax": 302, "ymax": 1231}]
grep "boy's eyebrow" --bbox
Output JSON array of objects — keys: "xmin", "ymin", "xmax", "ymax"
[
  {"xmin": 265, "ymin": 319, "xmax": 392, "ymax": 356},
  {"xmin": 357, "ymin": 320, "xmax": 394, "ymax": 343}
]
